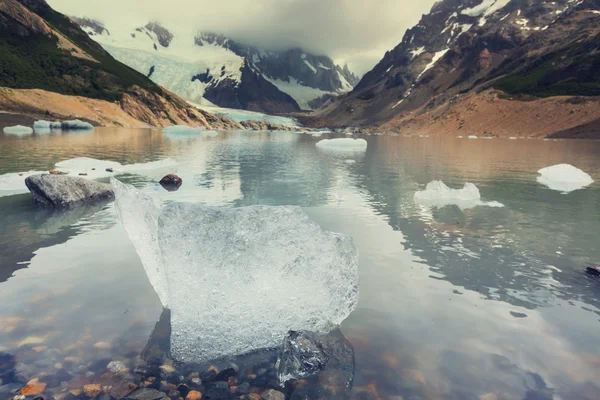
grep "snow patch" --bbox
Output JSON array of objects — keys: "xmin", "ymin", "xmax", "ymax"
[
  {"xmin": 416, "ymin": 49, "xmax": 449, "ymax": 81},
  {"xmin": 461, "ymin": 0, "xmax": 511, "ymax": 17},
  {"xmin": 537, "ymin": 164, "xmax": 594, "ymax": 193},
  {"xmin": 414, "ymin": 181, "xmax": 504, "ymax": 210}
]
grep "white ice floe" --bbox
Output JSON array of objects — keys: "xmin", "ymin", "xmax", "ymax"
[
  {"xmin": 537, "ymin": 164, "xmax": 594, "ymax": 193},
  {"xmin": 112, "ymin": 179, "xmax": 359, "ymax": 363},
  {"xmin": 414, "ymin": 181, "xmax": 504, "ymax": 210},
  {"xmin": 316, "ymin": 138, "xmax": 368, "ymax": 152},
  {"xmin": 3, "ymin": 125, "xmax": 33, "ymax": 135},
  {"xmin": 0, "ymin": 157, "xmax": 177, "ymax": 197},
  {"xmin": 163, "ymin": 125, "xmax": 220, "ymax": 140},
  {"xmin": 468, "ymin": 135, "xmax": 478, "ymax": 139}
]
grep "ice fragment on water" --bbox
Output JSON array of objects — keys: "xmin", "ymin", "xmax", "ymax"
[
  {"xmin": 60, "ymin": 120, "xmax": 94, "ymax": 130},
  {"xmin": 537, "ymin": 164, "xmax": 594, "ymax": 193},
  {"xmin": 316, "ymin": 138, "xmax": 367, "ymax": 152},
  {"xmin": 111, "ymin": 180, "xmax": 360, "ymax": 363},
  {"xmin": 414, "ymin": 181, "xmax": 504, "ymax": 210},
  {"xmin": 3, "ymin": 125, "xmax": 33, "ymax": 135}
]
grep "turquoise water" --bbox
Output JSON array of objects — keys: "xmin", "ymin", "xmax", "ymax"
[{"xmin": 1, "ymin": 129, "xmax": 600, "ymax": 399}]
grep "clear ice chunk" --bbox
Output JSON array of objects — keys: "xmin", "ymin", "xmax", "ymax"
[
  {"xmin": 316, "ymin": 138, "xmax": 367, "ymax": 152},
  {"xmin": 414, "ymin": 181, "xmax": 504, "ymax": 210},
  {"xmin": 111, "ymin": 179, "xmax": 360, "ymax": 363},
  {"xmin": 60, "ymin": 119, "xmax": 94, "ymax": 130},
  {"xmin": 537, "ymin": 164, "xmax": 594, "ymax": 193}
]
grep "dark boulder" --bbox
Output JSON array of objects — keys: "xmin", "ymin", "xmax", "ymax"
[
  {"xmin": 25, "ymin": 174, "xmax": 114, "ymax": 209},
  {"xmin": 159, "ymin": 174, "xmax": 183, "ymax": 192},
  {"xmin": 586, "ymin": 266, "xmax": 600, "ymax": 276}
]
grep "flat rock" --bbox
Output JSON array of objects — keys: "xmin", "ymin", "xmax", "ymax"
[
  {"xmin": 261, "ymin": 389, "xmax": 285, "ymax": 400},
  {"xmin": 126, "ymin": 388, "xmax": 167, "ymax": 400},
  {"xmin": 25, "ymin": 174, "xmax": 114, "ymax": 209}
]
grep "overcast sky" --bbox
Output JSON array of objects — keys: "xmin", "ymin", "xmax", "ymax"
[{"xmin": 48, "ymin": 0, "xmax": 436, "ymax": 76}]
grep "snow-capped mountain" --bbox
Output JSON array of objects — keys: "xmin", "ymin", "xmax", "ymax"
[
  {"xmin": 72, "ymin": 19, "xmax": 359, "ymax": 113},
  {"xmin": 314, "ymin": 0, "xmax": 600, "ymax": 127}
]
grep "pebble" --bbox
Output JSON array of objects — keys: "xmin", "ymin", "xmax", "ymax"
[
  {"xmin": 261, "ymin": 389, "xmax": 285, "ymax": 400},
  {"xmin": 190, "ymin": 377, "xmax": 202, "ymax": 387},
  {"xmin": 127, "ymin": 388, "xmax": 167, "ymax": 400},
  {"xmin": 19, "ymin": 382, "xmax": 46, "ymax": 396},
  {"xmin": 186, "ymin": 390, "xmax": 202, "ymax": 400},
  {"xmin": 159, "ymin": 364, "xmax": 176, "ymax": 374},
  {"xmin": 84, "ymin": 384, "xmax": 102, "ymax": 398},
  {"xmin": 107, "ymin": 381, "xmax": 138, "ymax": 398}
]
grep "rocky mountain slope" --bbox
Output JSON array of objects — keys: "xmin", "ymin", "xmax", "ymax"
[
  {"xmin": 313, "ymin": 0, "xmax": 600, "ymax": 135},
  {"xmin": 72, "ymin": 20, "xmax": 359, "ymax": 112},
  {"xmin": 0, "ymin": 0, "xmax": 243, "ymax": 129}
]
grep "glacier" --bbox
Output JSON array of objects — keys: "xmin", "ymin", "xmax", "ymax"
[
  {"xmin": 111, "ymin": 179, "xmax": 360, "ymax": 363},
  {"xmin": 537, "ymin": 164, "xmax": 594, "ymax": 193},
  {"xmin": 414, "ymin": 181, "xmax": 504, "ymax": 210},
  {"xmin": 316, "ymin": 138, "xmax": 368, "ymax": 152},
  {"xmin": 3, "ymin": 125, "xmax": 33, "ymax": 135}
]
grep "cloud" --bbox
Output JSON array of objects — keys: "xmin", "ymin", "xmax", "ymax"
[{"xmin": 47, "ymin": 0, "xmax": 436, "ymax": 75}]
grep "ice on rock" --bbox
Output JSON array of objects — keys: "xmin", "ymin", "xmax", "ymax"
[
  {"xmin": 537, "ymin": 164, "xmax": 594, "ymax": 193},
  {"xmin": 316, "ymin": 138, "xmax": 367, "ymax": 152},
  {"xmin": 3, "ymin": 125, "xmax": 33, "ymax": 135},
  {"xmin": 111, "ymin": 179, "xmax": 360, "ymax": 363},
  {"xmin": 414, "ymin": 181, "xmax": 504, "ymax": 210}
]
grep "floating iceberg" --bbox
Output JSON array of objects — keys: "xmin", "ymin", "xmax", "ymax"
[
  {"xmin": 0, "ymin": 157, "xmax": 177, "ymax": 198},
  {"xmin": 112, "ymin": 179, "xmax": 360, "ymax": 363},
  {"xmin": 468, "ymin": 135, "xmax": 478, "ymax": 139},
  {"xmin": 60, "ymin": 120, "xmax": 94, "ymax": 130},
  {"xmin": 537, "ymin": 164, "xmax": 594, "ymax": 193},
  {"xmin": 316, "ymin": 138, "xmax": 368, "ymax": 152},
  {"xmin": 163, "ymin": 125, "xmax": 205, "ymax": 134},
  {"xmin": 3, "ymin": 125, "xmax": 33, "ymax": 135},
  {"xmin": 34, "ymin": 120, "xmax": 62, "ymax": 130},
  {"xmin": 414, "ymin": 181, "xmax": 504, "ymax": 210}
]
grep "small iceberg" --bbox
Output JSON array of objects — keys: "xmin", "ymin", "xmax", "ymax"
[
  {"xmin": 163, "ymin": 125, "xmax": 206, "ymax": 134},
  {"xmin": 112, "ymin": 179, "xmax": 359, "ymax": 363},
  {"xmin": 34, "ymin": 120, "xmax": 62, "ymax": 130},
  {"xmin": 3, "ymin": 125, "xmax": 33, "ymax": 135},
  {"xmin": 537, "ymin": 164, "xmax": 594, "ymax": 193},
  {"xmin": 60, "ymin": 120, "xmax": 94, "ymax": 130},
  {"xmin": 414, "ymin": 181, "xmax": 504, "ymax": 210},
  {"xmin": 316, "ymin": 138, "xmax": 368, "ymax": 152},
  {"xmin": 468, "ymin": 135, "xmax": 478, "ymax": 139}
]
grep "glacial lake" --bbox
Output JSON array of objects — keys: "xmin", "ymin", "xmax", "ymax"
[{"xmin": 1, "ymin": 128, "xmax": 600, "ymax": 400}]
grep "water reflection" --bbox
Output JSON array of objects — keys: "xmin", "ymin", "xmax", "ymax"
[{"xmin": 0, "ymin": 131, "xmax": 600, "ymax": 399}]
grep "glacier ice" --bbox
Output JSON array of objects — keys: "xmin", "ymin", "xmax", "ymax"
[
  {"xmin": 537, "ymin": 164, "xmax": 594, "ymax": 193},
  {"xmin": 414, "ymin": 181, "xmax": 504, "ymax": 210},
  {"xmin": 316, "ymin": 138, "xmax": 367, "ymax": 152},
  {"xmin": 3, "ymin": 125, "xmax": 33, "ymax": 135},
  {"xmin": 111, "ymin": 179, "xmax": 359, "ymax": 363},
  {"xmin": 0, "ymin": 157, "xmax": 177, "ymax": 198},
  {"xmin": 60, "ymin": 120, "xmax": 94, "ymax": 130},
  {"xmin": 34, "ymin": 120, "xmax": 62, "ymax": 129},
  {"xmin": 163, "ymin": 125, "xmax": 206, "ymax": 134}
]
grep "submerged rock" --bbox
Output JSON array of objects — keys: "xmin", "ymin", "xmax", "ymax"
[
  {"xmin": 159, "ymin": 174, "xmax": 183, "ymax": 192},
  {"xmin": 25, "ymin": 174, "xmax": 114, "ymax": 209},
  {"xmin": 276, "ymin": 329, "xmax": 355, "ymax": 394},
  {"xmin": 126, "ymin": 388, "xmax": 167, "ymax": 400}
]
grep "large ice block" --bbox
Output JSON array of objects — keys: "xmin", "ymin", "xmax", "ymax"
[
  {"xmin": 112, "ymin": 179, "xmax": 360, "ymax": 363},
  {"xmin": 537, "ymin": 164, "xmax": 594, "ymax": 193}
]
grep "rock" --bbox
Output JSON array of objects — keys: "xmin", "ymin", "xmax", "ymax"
[
  {"xmin": 159, "ymin": 364, "xmax": 176, "ymax": 374},
  {"xmin": 189, "ymin": 378, "xmax": 202, "ymax": 388},
  {"xmin": 84, "ymin": 384, "xmax": 102, "ymax": 398},
  {"xmin": 108, "ymin": 361, "xmax": 128, "ymax": 373},
  {"xmin": 261, "ymin": 390, "xmax": 285, "ymax": 400},
  {"xmin": 176, "ymin": 384, "xmax": 190, "ymax": 398},
  {"xmin": 276, "ymin": 330, "xmax": 355, "ymax": 394},
  {"xmin": 214, "ymin": 368, "xmax": 235, "ymax": 382},
  {"xmin": 126, "ymin": 388, "xmax": 167, "ymax": 400},
  {"xmin": 159, "ymin": 174, "xmax": 183, "ymax": 192},
  {"xmin": 236, "ymin": 382, "xmax": 250, "ymax": 394},
  {"xmin": 19, "ymin": 382, "xmax": 46, "ymax": 395},
  {"xmin": 585, "ymin": 266, "xmax": 600, "ymax": 276},
  {"xmin": 25, "ymin": 175, "xmax": 114, "ymax": 209},
  {"xmin": 185, "ymin": 390, "xmax": 202, "ymax": 400},
  {"xmin": 106, "ymin": 168, "xmax": 114, "ymax": 173},
  {"xmin": 107, "ymin": 381, "xmax": 138, "ymax": 398}
]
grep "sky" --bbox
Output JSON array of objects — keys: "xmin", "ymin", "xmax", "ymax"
[{"xmin": 47, "ymin": 0, "xmax": 436, "ymax": 76}]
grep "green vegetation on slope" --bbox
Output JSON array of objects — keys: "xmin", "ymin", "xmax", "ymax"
[
  {"xmin": 0, "ymin": 1, "xmax": 160, "ymax": 102},
  {"xmin": 494, "ymin": 34, "xmax": 600, "ymax": 97}
]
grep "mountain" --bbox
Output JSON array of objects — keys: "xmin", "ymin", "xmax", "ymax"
[
  {"xmin": 313, "ymin": 0, "xmax": 600, "ymax": 137},
  {"xmin": 0, "ymin": 0, "xmax": 241, "ymax": 129},
  {"xmin": 72, "ymin": 19, "xmax": 360, "ymax": 112}
]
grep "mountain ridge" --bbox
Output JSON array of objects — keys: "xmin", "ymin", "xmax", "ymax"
[{"xmin": 312, "ymin": 0, "xmax": 600, "ymax": 136}]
